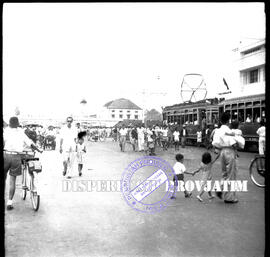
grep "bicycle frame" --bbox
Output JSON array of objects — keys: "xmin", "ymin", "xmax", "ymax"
[{"xmin": 21, "ymin": 152, "xmax": 40, "ymax": 211}]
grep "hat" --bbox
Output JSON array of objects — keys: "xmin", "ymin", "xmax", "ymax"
[{"xmin": 9, "ymin": 116, "xmax": 20, "ymax": 128}]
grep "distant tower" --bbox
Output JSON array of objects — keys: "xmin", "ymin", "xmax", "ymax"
[{"xmin": 80, "ymin": 99, "xmax": 87, "ymax": 121}]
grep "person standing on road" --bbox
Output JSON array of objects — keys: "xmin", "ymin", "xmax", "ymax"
[
  {"xmin": 173, "ymin": 128, "xmax": 180, "ymax": 151},
  {"xmin": 76, "ymin": 131, "xmax": 87, "ymax": 177},
  {"xmin": 4, "ymin": 116, "xmax": 42, "ymax": 210},
  {"xmin": 180, "ymin": 124, "xmax": 188, "ymax": 148},
  {"xmin": 161, "ymin": 126, "xmax": 169, "ymax": 151},
  {"xmin": 192, "ymin": 152, "xmax": 215, "ymax": 202},
  {"xmin": 137, "ymin": 125, "xmax": 145, "ymax": 152},
  {"xmin": 196, "ymin": 129, "xmax": 202, "ymax": 147},
  {"xmin": 170, "ymin": 153, "xmax": 193, "ymax": 199},
  {"xmin": 119, "ymin": 125, "xmax": 128, "ymax": 152},
  {"xmin": 257, "ymin": 119, "xmax": 265, "ymax": 155},
  {"xmin": 59, "ymin": 117, "xmax": 77, "ymax": 178},
  {"xmin": 213, "ymin": 112, "xmax": 240, "ymax": 204},
  {"xmin": 130, "ymin": 126, "xmax": 138, "ymax": 152}
]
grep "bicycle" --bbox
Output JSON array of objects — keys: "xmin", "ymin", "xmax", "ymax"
[
  {"xmin": 20, "ymin": 150, "xmax": 42, "ymax": 211},
  {"xmin": 249, "ymin": 154, "xmax": 265, "ymax": 188}
]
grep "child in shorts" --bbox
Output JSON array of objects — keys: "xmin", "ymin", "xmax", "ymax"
[
  {"xmin": 192, "ymin": 152, "xmax": 215, "ymax": 202},
  {"xmin": 171, "ymin": 153, "xmax": 193, "ymax": 199},
  {"xmin": 76, "ymin": 131, "xmax": 87, "ymax": 176}
]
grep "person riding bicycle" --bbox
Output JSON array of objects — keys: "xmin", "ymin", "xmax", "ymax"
[{"xmin": 4, "ymin": 116, "xmax": 42, "ymax": 211}]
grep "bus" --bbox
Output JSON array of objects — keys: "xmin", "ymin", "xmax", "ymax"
[
  {"xmin": 162, "ymin": 93, "xmax": 265, "ymax": 151},
  {"xmin": 162, "ymin": 98, "xmax": 221, "ymax": 145},
  {"xmin": 218, "ymin": 93, "xmax": 265, "ymax": 151}
]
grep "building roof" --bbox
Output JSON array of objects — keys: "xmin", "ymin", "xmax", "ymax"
[
  {"xmin": 104, "ymin": 98, "xmax": 142, "ymax": 110},
  {"xmin": 163, "ymin": 98, "xmax": 223, "ymax": 111}
]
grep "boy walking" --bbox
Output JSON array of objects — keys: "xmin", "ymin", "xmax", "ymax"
[{"xmin": 171, "ymin": 153, "xmax": 193, "ymax": 199}]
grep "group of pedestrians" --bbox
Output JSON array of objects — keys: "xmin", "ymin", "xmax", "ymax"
[
  {"xmin": 171, "ymin": 112, "xmax": 247, "ymax": 204},
  {"xmin": 116, "ymin": 124, "xmax": 190, "ymax": 154}
]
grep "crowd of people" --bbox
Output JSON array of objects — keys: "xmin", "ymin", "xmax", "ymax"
[
  {"xmin": 113, "ymin": 123, "xmax": 216, "ymax": 155},
  {"xmin": 3, "ymin": 113, "xmax": 266, "ymax": 210}
]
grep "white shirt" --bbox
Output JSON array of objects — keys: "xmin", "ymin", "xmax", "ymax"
[
  {"xmin": 173, "ymin": 131, "xmax": 180, "ymax": 141},
  {"xmin": 162, "ymin": 129, "xmax": 168, "ymax": 137},
  {"xmin": 257, "ymin": 126, "xmax": 265, "ymax": 138},
  {"xmin": 3, "ymin": 127, "xmax": 34, "ymax": 152},
  {"xmin": 119, "ymin": 128, "xmax": 128, "ymax": 136},
  {"xmin": 216, "ymin": 125, "xmax": 236, "ymax": 147},
  {"xmin": 147, "ymin": 129, "xmax": 153, "ymax": 141},
  {"xmin": 173, "ymin": 162, "xmax": 186, "ymax": 175},
  {"xmin": 182, "ymin": 128, "xmax": 186, "ymax": 136},
  {"xmin": 197, "ymin": 131, "xmax": 202, "ymax": 142},
  {"xmin": 59, "ymin": 125, "xmax": 77, "ymax": 151},
  {"xmin": 137, "ymin": 128, "xmax": 145, "ymax": 138}
]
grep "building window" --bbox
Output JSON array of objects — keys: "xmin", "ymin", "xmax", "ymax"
[
  {"xmin": 119, "ymin": 114, "xmax": 123, "ymax": 119},
  {"xmin": 249, "ymin": 69, "xmax": 259, "ymax": 83},
  {"xmin": 135, "ymin": 115, "xmax": 138, "ymax": 119},
  {"xmin": 127, "ymin": 114, "xmax": 130, "ymax": 119},
  {"xmin": 119, "ymin": 110, "xmax": 123, "ymax": 113},
  {"xmin": 127, "ymin": 110, "xmax": 130, "ymax": 113},
  {"xmin": 111, "ymin": 110, "xmax": 115, "ymax": 113},
  {"xmin": 111, "ymin": 114, "xmax": 115, "ymax": 118},
  {"xmin": 242, "ymin": 46, "xmax": 261, "ymax": 55},
  {"xmin": 135, "ymin": 111, "xmax": 138, "ymax": 113}
]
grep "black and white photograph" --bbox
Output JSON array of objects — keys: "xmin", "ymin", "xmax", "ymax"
[{"xmin": 3, "ymin": 3, "xmax": 266, "ymax": 257}]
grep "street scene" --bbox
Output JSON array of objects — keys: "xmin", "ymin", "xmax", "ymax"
[
  {"xmin": 5, "ymin": 140, "xmax": 265, "ymax": 257},
  {"xmin": 3, "ymin": 3, "xmax": 266, "ymax": 257}
]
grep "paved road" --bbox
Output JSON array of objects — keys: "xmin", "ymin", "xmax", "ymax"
[{"xmin": 5, "ymin": 140, "xmax": 265, "ymax": 257}]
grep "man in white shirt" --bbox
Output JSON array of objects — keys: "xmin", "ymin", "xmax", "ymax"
[
  {"xmin": 59, "ymin": 117, "xmax": 78, "ymax": 178},
  {"xmin": 4, "ymin": 116, "xmax": 42, "ymax": 210},
  {"xmin": 180, "ymin": 125, "xmax": 188, "ymax": 148},
  {"xmin": 215, "ymin": 113, "xmax": 239, "ymax": 204},
  {"xmin": 196, "ymin": 129, "xmax": 202, "ymax": 147},
  {"xmin": 119, "ymin": 126, "xmax": 128, "ymax": 152},
  {"xmin": 173, "ymin": 128, "xmax": 180, "ymax": 151},
  {"xmin": 257, "ymin": 120, "xmax": 265, "ymax": 155},
  {"xmin": 137, "ymin": 125, "xmax": 145, "ymax": 152}
]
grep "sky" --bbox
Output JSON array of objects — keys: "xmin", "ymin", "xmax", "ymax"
[{"xmin": 3, "ymin": 3, "xmax": 265, "ymax": 118}]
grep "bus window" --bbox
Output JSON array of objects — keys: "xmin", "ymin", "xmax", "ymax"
[
  {"xmin": 232, "ymin": 110, "xmax": 238, "ymax": 121},
  {"xmin": 189, "ymin": 114, "xmax": 193, "ymax": 123},
  {"xmin": 261, "ymin": 108, "xmax": 265, "ymax": 120},
  {"xmin": 238, "ymin": 109, "xmax": 244, "ymax": 122},
  {"xmin": 193, "ymin": 113, "xmax": 198, "ymax": 124},
  {"xmin": 253, "ymin": 107, "xmax": 260, "ymax": 123},
  {"xmin": 184, "ymin": 114, "xmax": 189, "ymax": 124},
  {"xmin": 246, "ymin": 108, "xmax": 252, "ymax": 122}
]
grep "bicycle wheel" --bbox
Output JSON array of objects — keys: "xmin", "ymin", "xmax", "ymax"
[
  {"xmin": 30, "ymin": 175, "xmax": 40, "ymax": 211},
  {"xmin": 249, "ymin": 156, "xmax": 265, "ymax": 188},
  {"xmin": 21, "ymin": 167, "xmax": 27, "ymax": 200}
]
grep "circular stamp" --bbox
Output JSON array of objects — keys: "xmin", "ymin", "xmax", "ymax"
[{"xmin": 121, "ymin": 156, "xmax": 176, "ymax": 214}]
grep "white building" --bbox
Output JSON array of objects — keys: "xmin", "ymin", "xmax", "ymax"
[
  {"xmin": 98, "ymin": 98, "xmax": 143, "ymax": 126},
  {"xmin": 232, "ymin": 38, "xmax": 265, "ymax": 97}
]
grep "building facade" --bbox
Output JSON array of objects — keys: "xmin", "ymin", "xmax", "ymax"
[
  {"xmin": 232, "ymin": 38, "xmax": 265, "ymax": 97},
  {"xmin": 98, "ymin": 98, "xmax": 143, "ymax": 126}
]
